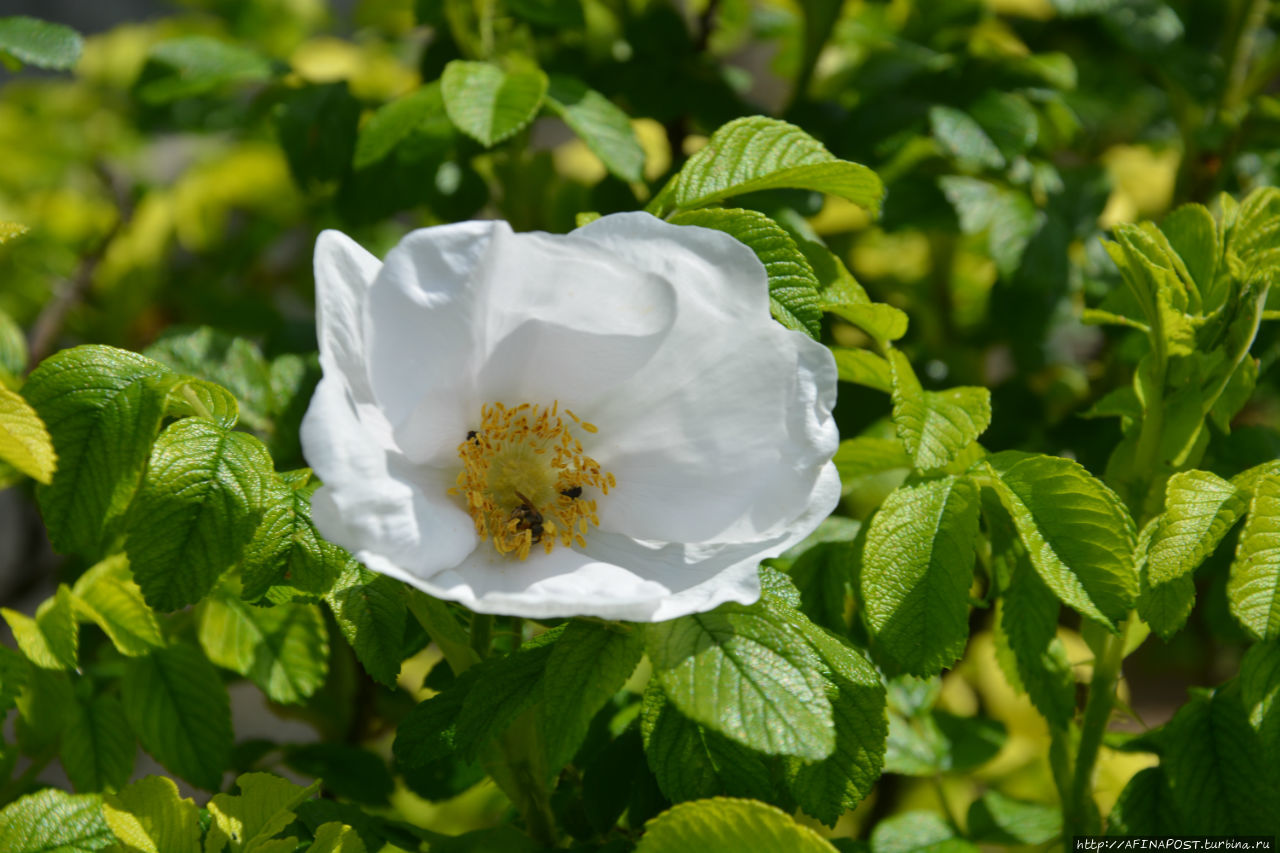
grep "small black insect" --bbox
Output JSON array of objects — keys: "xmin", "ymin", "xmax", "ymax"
[
  {"xmin": 510, "ymin": 490, "xmax": 545, "ymax": 543},
  {"xmin": 560, "ymin": 485, "xmax": 583, "ymax": 499},
  {"xmin": 466, "ymin": 430, "xmax": 479, "ymax": 443}
]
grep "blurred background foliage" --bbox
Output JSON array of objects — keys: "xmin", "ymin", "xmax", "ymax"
[{"xmin": 2, "ymin": 0, "xmax": 1279, "ymax": 840}]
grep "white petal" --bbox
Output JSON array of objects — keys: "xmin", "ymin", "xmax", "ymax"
[
  {"xmin": 364, "ymin": 219, "xmax": 676, "ymax": 465},
  {"xmin": 385, "ymin": 463, "xmax": 840, "ymax": 621},
  {"xmin": 302, "ymin": 372, "xmax": 477, "ymax": 577},
  {"xmin": 314, "ymin": 229, "xmax": 381, "ymax": 402},
  {"xmin": 568, "ymin": 214, "xmax": 840, "ymax": 544}
]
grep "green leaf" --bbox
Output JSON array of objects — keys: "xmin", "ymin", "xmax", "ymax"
[
  {"xmin": 824, "ymin": 304, "xmax": 909, "ymax": 344},
  {"xmin": 889, "ymin": 351, "xmax": 991, "ymax": 471},
  {"xmin": 103, "ymin": 776, "xmax": 201, "ymax": 853},
  {"xmin": 1142, "ymin": 470, "xmax": 1247, "ymax": 639},
  {"xmin": 61, "ymin": 693, "xmax": 134, "ymax": 793},
  {"xmin": 456, "ymin": 627, "xmax": 563, "ymax": 759},
  {"xmin": 241, "ymin": 474, "xmax": 346, "ymax": 603},
  {"xmin": 545, "ymin": 74, "xmax": 644, "ymax": 182},
  {"xmin": 1162, "ymin": 687, "xmax": 1278, "ymax": 833},
  {"xmin": 786, "ymin": 625, "xmax": 887, "ymax": 825},
  {"xmin": 861, "ymin": 476, "xmax": 980, "ymax": 676},
  {"xmin": 0, "ymin": 308, "xmax": 27, "ymax": 380},
  {"xmin": 833, "ymin": 437, "xmax": 912, "ymax": 483},
  {"xmin": 1228, "ymin": 473, "xmax": 1280, "ymax": 640},
  {"xmin": 126, "ymin": 418, "xmax": 273, "ymax": 611},
  {"xmin": 641, "ymin": 681, "xmax": 778, "ymax": 804},
  {"xmin": 198, "ymin": 591, "xmax": 329, "ymax": 705},
  {"xmin": 354, "ymin": 83, "xmax": 446, "ymax": 170},
  {"xmin": 138, "ymin": 36, "xmax": 272, "ymax": 103},
  {"xmin": 966, "ymin": 791, "xmax": 1060, "ymax": 845},
  {"xmin": 393, "ymin": 669, "xmax": 474, "ymax": 768},
  {"xmin": 205, "ymin": 772, "xmax": 320, "ymax": 853},
  {"xmin": 1108, "ymin": 766, "xmax": 1180, "ymax": 836},
  {"xmin": 164, "ymin": 378, "xmax": 239, "ymax": 430},
  {"xmin": 869, "ymin": 810, "xmax": 977, "ymax": 853},
  {"xmin": 0, "ymin": 16, "xmax": 83, "ymax": 69},
  {"xmin": 540, "ymin": 620, "xmax": 644, "ymax": 774},
  {"xmin": 14, "ymin": 667, "xmax": 74, "ymax": 754},
  {"xmin": 3, "ymin": 584, "xmax": 78, "ymax": 670},
  {"xmin": 121, "ymin": 643, "xmax": 233, "ymax": 791},
  {"xmin": 0, "ymin": 387, "xmax": 56, "ymax": 484},
  {"xmin": 930, "ymin": 106, "xmax": 1004, "ymax": 170},
  {"xmin": 832, "ymin": 349, "xmax": 893, "ymax": 393},
  {"xmin": 1240, "ymin": 640, "xmax": 1280, "ymax": 766},
  {"xmin": 23, "ymin": 345, "xmax": 182, "ymax": 557},
  {"xmin": 670, "ymin": 208, "xmax": 822, "ymax": 337},
  {"xmin": 1161, "ymin": 203, "xmax": 1221, "ymax": 309},
  {"xmin": 284, "ymin": 744, "xmax": 394, "ymax": 805},
  {"xmin": 634, "ymin": 798, "xmax": 838, "ymax": 853},
  {"xmin": 970, "ymin": 92, "xmax": 1038, "ymax": 162},
  {"xmin": 787, "ymin": 539, "xmax": 859, "ymax": 634},
  {"xmin": 994, "ymin": 554, "xmax": 1074, "ymax": 729},
  {"xmin": 325, "ymin": 562, "xmax": 406, "ymax": 687},
  {"xmin": 979, "ymin": 451, "xmax": 1138, "ymax": 628},
  {"xmin": 646, "ymin": 604, "xmax": 834, "ymax": 760},
  {"xmin": 70, "ymin": 554, "xmax": 165, "ymax": 657},
  {"xmin": 938, "ymin": 177, "xmax": 1043, "ymax": 277},
  {"xmin": 656, "ymin": 117, "xmax": 883, "ymax": 216},
  {"xmin": 0, "ymin": 789, "xmax": 114, "ymax": 852},
  {"xmin": 102, "ymin": 776, "xmax": 201, "ymax": 853},
  {"xmin": 0, "ymin": 644, "xmax": 27, "ymax": 715},
  {"xmin": 440, "ymin": 60, "xmax": 548, "ymax": 147},
  {"xmin": 307, "ymin": 822, "xmax": 367, "ymax": 853}
]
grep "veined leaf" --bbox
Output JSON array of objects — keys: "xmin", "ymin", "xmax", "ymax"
[
  {"xmin": 71, "ymin": 554, "xmax": 165, "ymax": 657},
  {"xmin": 670, "ymin": 208, "xmax": 822, "ymax": 337},
  {"xmin": 825, "ymin": 303, "xmax": 908, "ymax": 343},
  {"xmin": 0, "ymin": 645, "xmax": 27, "ymax": 715},
  {"xmin": 121, "ymin": 643, "xmax": 233, "ymax": 791},
  {"xmin": 832, "ymin": 438, "xmax": 910, "ymax": 482},
  {"xmin": 546, "ymin": 74, "xmax": 644, "ymax": 182},
  {"xmin": 540, "ymin": 620, "xmax": 644, "ymax": 775},
  {"xmin": 938, "ymin": 176, "xmax": 1043, "ymax": 277},
  {"xmin": 441, "ymin": 60, "xmax": 548, "ymax": 147},
  {"xmin": 1142, "ymin": 470, "xmax": 1247, "ymax": 639},
  {"xmin": 0, "ymin": 15, "xmax": 83, "ymax": 69},
  {"xmin": 102, "ymin": 776, "xmax": 201, "ymax": 853},
  {"xmin": 1162, "ymin": 687, "xmax": 1277, "ymax": 833},
  {"xmin": 641, "ymin": 682, "xmax": 778, "ymax": 804},
  {"xmin": 870, "ymin": 810, "xmax": 978, "ymax": 853},
  {"xmin": 325, "ymin": 562, "xmax": 406, "ymax": 687},
  {"xmin": 994, "ymin": 559, "xmax": 1074, "ymax": 729},
  {"xmin": 0, "ymin": 307, "xmax": 26, "ymax": 381},
  {"xmin": 832, "ymin": 348, "xmax": 892, "ymax": 393},
  {"xmin": 456, "ymin": 627, "xmax": 563, "ymax": 760},
  {"xmin": 889, "ymin": 351, "xmax": 991, "ymax": 471},
  {"xmin": 23, "ymin": 345, "xmax": 182, "ymax": 557},
  {"xmin": 126, "ymin": 418, "xmax": 273, "ymax": 611},
  {"xmin": 0, "ymin": 387, "xmax": 56, "ymax": 483},
  {"xmin": 1228, "ymin": 473, "xmax": 1280, "ymax": 640},
  {"xmin": 241, "ymin": 473, "xmax": 346, "ymax": 603},
  {"xmin": 930, "ymin": 106, "xmax": 1004, "ymax": 170},
  {"xmin": 61, "ymin": 693, "xmax": 134, "ymax": 793},
  {"xmin": 1161, "ymin": 203, "xmax": 1222, "ymax": 310},
  {"xmin": 786, "ymin": 624, "xmax": 887, "ymax": 825},
  {"xmin": 654, "ymin": 117, "xmax": 883, "ymax": 216},
  {"xmin": 4, "ymin": 584, "xmax": 79, "ymax": 671},
  {"xmin": 979, "ymin": 451, "xmax": 1138, "ymax": 628},
  {"xmin": 205, "ymin": 773, "xmax": 321, "ymax": 853},
  {"xmin": 634, "ymin": 798, "xmax": 838, "ymax": 853},
  {"xmin": 0, "ymin": 789, "xmax": 114, "ymax": 852},
  {"xmin": 307, "ymin": 823, "xmax": 366, "ymax": 853},
  {"xmin": 1108, "ymin": 766, "xmax": 1180, "ymax": 836},
  {"xmin": 646, "ymin": 604, "xmax": 834, "ymax": 760},
  {"xmin": 198, "ymin": 592, "xmax": 329, "ymax": 705},
  {"xmin": 966, "ymin": 790, "xmax": 1060, "ymax": 845},
  {"xmin": 861, "ymin": 476, "xmax": 980, "ymax": 676},
  {"xmin": 354, "ymin": 82, "xmax": 446, "ymax": 170}
]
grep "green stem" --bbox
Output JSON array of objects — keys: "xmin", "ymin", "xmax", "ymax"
[
  {"xmin": 470, "ymin": 613, "xmax": 494, "ymax": 659},
  {"xmin": 1065, "ymin": 618, "xmax": 1130, "ymax": 840}
]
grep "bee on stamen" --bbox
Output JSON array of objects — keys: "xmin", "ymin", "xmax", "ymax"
[
  {"xmin": 509, "ymin": 490, "xmax": 546, "ymax": 543},
  {"xmin": 560, "ymin": 485, "xmax": 583, "ymax": 499},
  {"xmin": 466, "ymin": 430, "xmax": 479, "ymax": 443}
]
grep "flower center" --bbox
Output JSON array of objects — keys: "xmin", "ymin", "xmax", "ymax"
[{"xmin": 450, "ymin": 401, "xmax": 615, "ymax": 560}]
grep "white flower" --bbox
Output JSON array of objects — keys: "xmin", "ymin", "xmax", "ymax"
[{"xmin": 300, "ymin": 212, "xmax": 839, "ymax": 622}]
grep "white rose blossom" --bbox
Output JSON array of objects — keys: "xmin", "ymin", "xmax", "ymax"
[{"xmin": 300, "ymin": 212, "xmax": 839, "ymax": 622}]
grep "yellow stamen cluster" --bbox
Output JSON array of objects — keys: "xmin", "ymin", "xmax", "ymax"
[{"xmin": 449, "ymin": 401, "xmax": 616, "ymax": 560}]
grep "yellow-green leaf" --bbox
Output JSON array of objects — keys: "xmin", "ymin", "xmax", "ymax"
[{"xmin": 0, "ymin": 386, "xmax": 56, "ymax": 483}]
